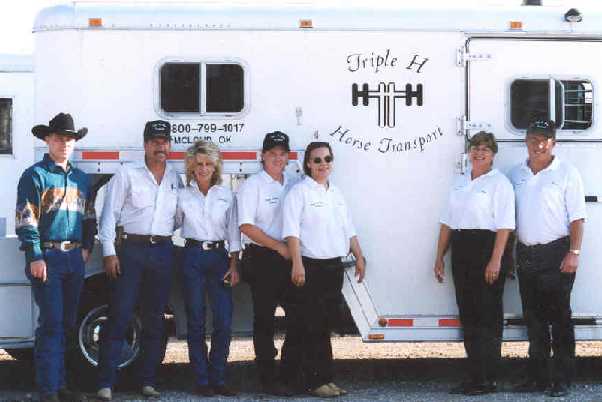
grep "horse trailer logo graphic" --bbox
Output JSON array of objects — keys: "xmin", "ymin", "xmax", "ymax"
[{"xmin": 352, "ymin": 82, "xmax": 423, "ymax": 128}]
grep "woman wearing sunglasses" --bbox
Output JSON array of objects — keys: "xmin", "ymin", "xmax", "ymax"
[
  {"xmin": 433, "ymin": 131, "xmax": 515, "ymax": 396},
  {"xmin": 282, "ymin": 141, "xmax": 366, "ymax": 398},
  {"xmin": 175, "ymin": 140, "xmax": 240, "ymax": 397}
]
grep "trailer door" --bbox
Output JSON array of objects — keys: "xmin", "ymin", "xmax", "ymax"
[{"xmin": 467, "ymin": 38, "xmax": 602, "ymax": 332}]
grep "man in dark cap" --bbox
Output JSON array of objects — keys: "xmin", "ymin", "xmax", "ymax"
[
  {"xmin": 97, "ymin": 120, "xmax": 181, "ymax": 401},
  {"xmin": 17, "ymin": 112, "xmax": 95, "ymax": 402},
  {"xmin": 510, "ymin": 120, "xmax": 586, "ymax": 397},
  {"xmin": 236, "ymin": 131, "xmax": 298, "ymax": 395}
]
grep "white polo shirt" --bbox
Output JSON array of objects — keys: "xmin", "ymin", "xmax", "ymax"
[
  {"xmin": 99, "ymin": 162, "xmax": 181, "ymax": 256},
  {"xmin": 509, "ymin": 157, "xmax": 586, "ymax": 246},
  {"xmin": 440, "ymin": 168, "xmax": 515, "ymax": 231},
  {"xmin": 236, "ymin": 169, "xmax": 294, "ymax": 245},
  {"xmin": 282, "ymin": 176, "xmax": 357, "ymax": 259},
  {"xmin": 176, "ymin": 182, "xmax": 241, "ymax": 252}
]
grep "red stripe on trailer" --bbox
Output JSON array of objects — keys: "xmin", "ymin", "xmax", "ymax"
[
  {"xmin": 387, "ymin": 319, "xmax": 414, "ymax": 327},
  {"xmin": 288, "ymin": 152, "xmax": 298, "ymax": 160},
  {"xmin": 168, "ymin": 152, "xmax": 186, "ymax": 160},
  {"xmin": 438, "ymin": 318, "xmax": 461, "ymax": 327},
  {"xmin": 222, "ymin": 151, "xmax": 258, "ymax": 160},
  {"xmin": 81, "ymin": 151, "xmax": 120, "ymax": 160}
]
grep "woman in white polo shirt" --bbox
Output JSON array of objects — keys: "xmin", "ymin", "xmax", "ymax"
[
  {"xmin": 282, "ymin": 141, "xmax": 366, "ymax": 398},
  {"xmin": 433, "ymin": 132, "xmax": 515, "ymax": 396},
  {"xmin": 176, "ymin": 140, "xmax": 240, "ymax": 397}
]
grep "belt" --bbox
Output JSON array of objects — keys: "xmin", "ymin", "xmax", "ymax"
[
  {"xmin": 42, "ymin": 241, "xmax": 81, "ymax": 251},
  {"xmin": 185, "ymin": 239, "xmax": 225, "ymax": 250},
  {"xmin": 518, "ymin": 236, "xmax": 569, "ymax": 253},
  {"xmin": 122, "ymin": 233, "xmax": 172, "ymax": 245},
  {"xmin": 302, "ymin": 256, "xmax": 342, "ymax": 265}
]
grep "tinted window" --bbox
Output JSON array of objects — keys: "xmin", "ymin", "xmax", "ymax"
[
  {"xmin": 206, "ymin": 64, "xmax": 244, "ymax": 113},
  {"xmin": 0, "ymin": 99, "xmax": 12, "ymax": 154},
  {"xmin": 510, "ymin": 79, "xmax": 592, "ymax": 131},
  {"xmin": 160, "ymin": 63, "xmax": 200, "ymax": 113}
]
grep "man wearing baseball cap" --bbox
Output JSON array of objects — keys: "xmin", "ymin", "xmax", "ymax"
[
  {"xmin": 17, "ymin": 112, "xmax": 95, "ymax": 402},
  {"xmin": 236, "ymin": 131, "xmax": 297, "ymax": 395},
  {"xmin": 510, "ymin": 120, "xmax": 586, "ymax": 397},
  {"xmin": 97, "ymin": 120, "xmax": 181, "ymax": 400}
]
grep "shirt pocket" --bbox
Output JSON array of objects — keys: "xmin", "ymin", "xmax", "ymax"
[
  {"xmin": 211, "ymin": 198, "xmax": 231, "ymax": 228},
  {"xmin": 131, "ymin": 187, "xmax": 155, "ymax": 208}
]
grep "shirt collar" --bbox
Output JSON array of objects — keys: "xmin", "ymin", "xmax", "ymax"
[
  {"xmin": 523, "ymin": 156, "xmax": 559, "ymax": 174},
  {"xmin": 188, "ymin": 179, "xmax": 220, "ymax": 195},
  {"xmin": 305, "ymin": 175, "xmax": 330, "ymax": 191},
  {"xmin": 260, "ymin": 169, "xmax": 287, "ymax": 186},
  {"xmin": 42, "ymin": 153, "xmax": 72, "ymax": 173}
]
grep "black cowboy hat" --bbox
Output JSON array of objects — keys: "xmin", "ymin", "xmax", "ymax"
[{"xmin": 32, "ymin": 113, "xmax": 88, "ymax": 140}]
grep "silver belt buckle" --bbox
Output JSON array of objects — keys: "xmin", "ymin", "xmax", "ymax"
[
  {"xmin": 149, "ymin": 236, "xmax": 158, "ymax": 245},
  {"xmin": 202, "ymin": 241, "xmax": 213, "ymax": 251},
  {"xmin": 59, "ymin": 241, "xmax": 70, "ymax": 251}
]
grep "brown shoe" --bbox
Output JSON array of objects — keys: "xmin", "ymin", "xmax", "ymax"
[
  {"xmin": 212, "ymin": 385, "xmax": 238, "ymax": 396},
  {"xmin": 58, "ymin": 388, "xmax": 87, "ymax": 402},
  {"xmin": 40, "ymin": 394, "xmax": 60, "ymax": 402},
  {"xmin": 194, "ymin": 385, "xmax": 215, "ymax": 397},
  {"xmin": 310, "ymin": 384, "xmax": 340, "ymax": 397}
]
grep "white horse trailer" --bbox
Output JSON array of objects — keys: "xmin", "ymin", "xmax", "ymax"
[{"xmin": 3, "ymin": 1, "xmax": 602, "ymax": 370}]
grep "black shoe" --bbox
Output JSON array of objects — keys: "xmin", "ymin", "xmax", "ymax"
[
  {"xmin": 212, "ymin": 385, "xmax": 238, "ymax": 396},
  {"xmin": 513, "ymin": 379, "xmax": 547, "ymax": 393},
  {"xmin": 465, "ymin": 382, "xmax": 497, "ymax": 396},
  {"xmin": 40, "ymin": 394, "xmax": 60, "ymax": 402},
  {"xmin": 549, "ymin": 382, "xmax": 569, "ymax": 397},
  {"xmin": 449, "ymin": 381, "xmax": 473, "ymax": 395},
  {"xmin": 194, "ymin": 385, "xmax": 215, "ymax": 397},
  {"xmin": 262, "ymin": 382, "xmax": 295, "ymax": 396},
  {"xmin": 57, "ymin": 388, "xmax": 87, "ymax": 402}
]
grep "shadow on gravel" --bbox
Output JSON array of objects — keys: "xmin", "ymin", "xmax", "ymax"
[{"xmin": 4, "ymin": 356, "xmax": 602, "ymax": 394}]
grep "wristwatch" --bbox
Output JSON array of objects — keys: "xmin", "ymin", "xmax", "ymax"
[{"xmin": 569, "ymin": 249, "xmax": 581, "ymax": 255}]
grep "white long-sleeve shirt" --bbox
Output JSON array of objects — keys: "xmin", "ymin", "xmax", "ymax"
[
  {"xmin": 99, "ymin": 162, "xmax": 181, "ymax": 256},
  {"xmin": 175, "ymin": 182, "xmax": 241, "ymax": 253}
]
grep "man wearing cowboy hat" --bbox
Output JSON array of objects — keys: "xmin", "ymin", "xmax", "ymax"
[
  {"xmin": 16, "ymin": 112, "xmax": 96, "ymax": 402},
  {"xmin": 97, "ymin": 120, "xmax": 181, "ymax": 401}
]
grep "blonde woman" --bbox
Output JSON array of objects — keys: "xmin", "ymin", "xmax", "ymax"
[{"xmin": 176, "ymin": 140, "xmax": 240, "ymax": 396}]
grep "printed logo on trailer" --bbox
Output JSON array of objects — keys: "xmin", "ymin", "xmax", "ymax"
[{"xmin": 351, "ymin": 82, "xmax": 423, "ymax": 128}]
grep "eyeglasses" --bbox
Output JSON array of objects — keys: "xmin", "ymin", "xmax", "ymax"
[
  {"xmin": 469, "ymin": 146, "xmax": 493, "ymax": 153},
  {"xmin": 312, "ymin": 155, "xmax": 333, "ymax": 164}
]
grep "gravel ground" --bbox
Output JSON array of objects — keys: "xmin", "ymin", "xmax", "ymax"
[{"xmin": 2, "ymin": 337, "xmax": 602, "ymax": 401}]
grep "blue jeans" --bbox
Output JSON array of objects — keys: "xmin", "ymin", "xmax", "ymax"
[
  {"xmin": 98, "ymin": 241, "xmax": 173, "ymax": 388},
  {"xmin": 26, "ymin": 247, "xmax": 85, "ymax": 395},
  {"xmin": 181, "ymin": 246, "xmax": 232, "ymax": 386}
]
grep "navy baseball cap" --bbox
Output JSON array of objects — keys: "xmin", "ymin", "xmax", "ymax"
[
  {"xmin": 527, "ymin": 120, "xmax": 556, "ymax": 139},
  {"xmin": 143, "ymin": 120, "xmax": 171, "ymax": 142},
  {"xmin": 262, "ymin": 131, "xmax": 290, "ymax": 152}
]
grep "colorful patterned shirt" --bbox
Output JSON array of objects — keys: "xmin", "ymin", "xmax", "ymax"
[{"xmin": 16, "ymin": 154, "xmax": 96, "ymax": 263}]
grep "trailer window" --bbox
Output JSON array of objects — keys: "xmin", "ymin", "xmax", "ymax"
[
  {"xmin": 160, "ymin": 63, "xmax": 200, "ymax": 113},
  {"xmin": 0, "ymin": 99, "xmax": 12, "ymax": 154},
  {"xmin": 159, "ymin": 62, "xmax": 244, "ymax": 115},
  {"xmin": 510, "ymin": 79, "xmax": 592, "ymax": 131}
]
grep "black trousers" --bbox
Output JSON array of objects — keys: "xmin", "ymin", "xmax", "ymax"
[
  {"xmin": 517, "ymin": 237, "xmax": 575, "ymax": 386},
  {"xmin": 451, "ymin": 229, "xmax": 506, "ymax": 385},
  {"xmin": 285, "ymin": 257, "xmax": 344, "ymax": 390},
  {"xmin": 242, "ymin": 244, "xmax": 291, "ymax": 385}
]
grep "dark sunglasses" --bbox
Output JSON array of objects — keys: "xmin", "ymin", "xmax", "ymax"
[{"xmin": 312, "ymin": 155, "xmax": 333, "ymax": 164}]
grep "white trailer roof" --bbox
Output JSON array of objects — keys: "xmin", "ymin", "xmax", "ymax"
[
  {"xmin": 0, "ymin": 55, "xmax": 33, "ymax": 73},
  {"xmin": 33, "ymin": 2, "xmax": 602, "ymax": 35}
]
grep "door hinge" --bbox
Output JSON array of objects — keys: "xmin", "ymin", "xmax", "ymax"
[
  {"xmin": 456, "ymin": 48, "xmax": 492, "ymax": 66},
  {"xmin": 457, "ymin": 116, "xmax": 492, "ymax": 136}
]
